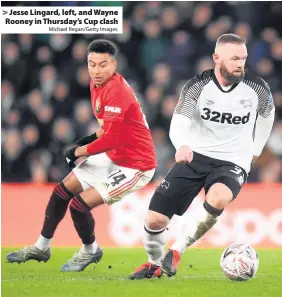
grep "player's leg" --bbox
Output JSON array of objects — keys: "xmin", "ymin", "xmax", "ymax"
[
  {"xmin": 6, "ymin": 172, "xmax": 82, "ymax": 264},
  {"xmin": 129, "ymin": 210, "xmax": 169, "ymax": 280},
  {"xmin": 61, "ymin": 187, "xmax": 105, "ymax": 272},
  {"xmin": 35, "ymin": 173, "xmax": 82, "ymax": 250},
  {"xmin": 61, "ymin": 162, "xmax": 155, "ymax": 272},
  {"xmin": 130, "ymin": 163, "xmax": 205, "ymax": 279},
  {"xmin": 168, "ymin": 165, "xmax": 246, "ymax": 272}
]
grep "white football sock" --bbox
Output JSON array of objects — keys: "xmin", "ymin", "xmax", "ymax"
[
  {"xmin": 171, "ymin": 202, "xmax": 220, "ymax": 254},
  {"xmin": 34, "ymin": 235, "xmax": 51, "ymax": 252},
  {"xmin": 143, "ymin": 224, "xmax": 166, "ymax": 266},
  {"xmin": 81, "ymin": 241, "xmax": 98, "ymax": 254}
]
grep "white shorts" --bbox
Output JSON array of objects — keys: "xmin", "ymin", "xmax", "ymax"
[{"xmin": 73, "ymin": 153, "xmax": 155, "ymax": 204}]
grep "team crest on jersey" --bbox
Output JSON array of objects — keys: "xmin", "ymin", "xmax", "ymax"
[
  {"xmin": 240, "ymin": 99, "xmax": 252, "ymax": 108},
  {"xmin": 206, "ymin": 99, "xmax": 214, "ymax": 105},
  {"xmin": 96, "ymin": 98, "xmax": 101, "ymax": 113}
]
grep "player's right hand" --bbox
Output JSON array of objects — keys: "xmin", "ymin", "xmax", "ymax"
[
  {"xmin": 175, "ymin": 145, "xmax": 193, "ymax": 163},
  {"xmin": 65, "ymin": 147, "xmax": 79, "ymax": 169}
]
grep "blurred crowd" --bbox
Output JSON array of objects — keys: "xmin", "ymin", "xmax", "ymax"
[{"xmin": 2, "ymin": 1, "xmax": 282, "ymax": 183}]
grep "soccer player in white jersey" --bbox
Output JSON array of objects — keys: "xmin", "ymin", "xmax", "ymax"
[{"xmin": 130, "ymin": 33, "xmax": 275, "ymax": 280}]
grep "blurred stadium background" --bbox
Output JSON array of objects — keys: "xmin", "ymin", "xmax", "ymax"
[{"xmin": 2, "ymin": 1, "xmax": 282, "ymax": 184}]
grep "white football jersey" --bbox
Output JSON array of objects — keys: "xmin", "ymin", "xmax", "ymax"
[{"xmin": 174, "ymin": 69, "xmax": 275, "ymax": 173}]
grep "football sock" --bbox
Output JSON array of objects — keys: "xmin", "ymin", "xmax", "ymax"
[
  {"xmin": 36, "ymin": 182, "xmax": 73, "ymax": 251},
  {"xmin": 171, "ymin": 201, "xmax": 223, "ymax": 254},
  {"xmin": 70, "ymin": 194, "xmax": 95, "ymax": 245},
  {"xmin": 34, "ymin": 235, "xmax": 51, "ymax": 252},
  {"xmin": 81, "ymin": 241, "xmax": 98, "ymax": 254},
  {"xmin": 143, "ymin": 224, "xmax": 166, "ymax": 266}
]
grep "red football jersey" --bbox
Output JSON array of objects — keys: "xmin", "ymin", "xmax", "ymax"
[{"xmin": 90, "ymin": 73, "xmax": 157, "ymax": 171}]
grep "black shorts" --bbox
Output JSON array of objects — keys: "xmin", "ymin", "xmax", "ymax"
[{"xmin": 149, "ymin": 152, "xmax": 247, "ymax": 219}]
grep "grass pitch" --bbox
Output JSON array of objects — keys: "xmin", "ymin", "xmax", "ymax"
[{"xmin": 2, "ymin": 248, "xmax": 282, "ymax": 297}]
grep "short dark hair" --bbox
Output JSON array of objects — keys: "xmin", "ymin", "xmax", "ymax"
[
  {"xmin": 216, "ymin": 33, "xmax": 246, "ymax": 46},
  {"xmin": 88, "ymin": 39, "xmax": 118, "ymax": 57}
]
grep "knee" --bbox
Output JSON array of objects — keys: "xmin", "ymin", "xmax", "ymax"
[
  {"xmin": 206, "ymin": 183, "xmax": 233, "ymax": 210},
  {"xmin": 69, "ymin": 194, "xmax": 90, "ymax": 214},
  {"xmin": 63, "ymin": 172, "xmax": 83, "ymax": 194},
  {"xmin": 145, "ymin": 210, "xmax": 169, "ymax": 230}
]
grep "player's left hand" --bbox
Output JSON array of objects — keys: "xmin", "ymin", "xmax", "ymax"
[
  {"xmin": 175, "ymin": 145, "xmax": 193, "ymax": 163},
  {"xmin": 65, "ymin": 147, "xmax": 79, "ymax": 169}
]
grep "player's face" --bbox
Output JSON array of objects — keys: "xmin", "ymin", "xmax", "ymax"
[
  {"xmin": 88, "ymin": 53, "xmax": 117, "ymax": 86},
  {"xmin": 214, "ymin": 43, "xmax": 247, "ymax": 84}
]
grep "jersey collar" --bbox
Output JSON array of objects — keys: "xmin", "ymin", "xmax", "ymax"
[{"xmin": 212, "ymin": 70, "xmax": 239, "ymax": 93}]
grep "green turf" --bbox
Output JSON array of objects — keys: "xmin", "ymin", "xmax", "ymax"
[{"xmin": 2, "ymin": 247, "xmax": 282, "ymax": 297}]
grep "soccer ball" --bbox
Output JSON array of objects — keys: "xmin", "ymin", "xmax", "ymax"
[{"xmin": 220, "ymin": 243, "xmax": 259, "ymax": 281}]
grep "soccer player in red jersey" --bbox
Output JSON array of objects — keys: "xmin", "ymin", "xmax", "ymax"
[{"xmin": 7, "ymin": 40, "xmax": 157, "ymax": 272}]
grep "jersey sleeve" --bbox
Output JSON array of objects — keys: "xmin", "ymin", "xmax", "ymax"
[
  {"xmin": 256, "ymin": 79, "xmax": 275, "ymax": 118},
  {"xmin": 243, "ymin": 75, "xmax": 275, "ymax": 118},
  {"xmin": 102, "ymin": 87, "xmax": 131, "ymax": 125},
  {"xmin": 253, "ymin": 78, "xmax": 275, "ymax": 156},
  {"xmin": 86, "ymin": 86, "xmax": 131, "ymax": 155},
  {"xmin": 174, "ymin": 72, "xmax": 212, "ymax": 119},
  {"xmin": 170, "ymin": 71, "xmax": 212, "ymax": 150}
]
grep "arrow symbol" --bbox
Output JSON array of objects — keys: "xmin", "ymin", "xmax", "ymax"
[{"xmin": 3, "ymin": 10, "xmax": 7, "ymax": 15}]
